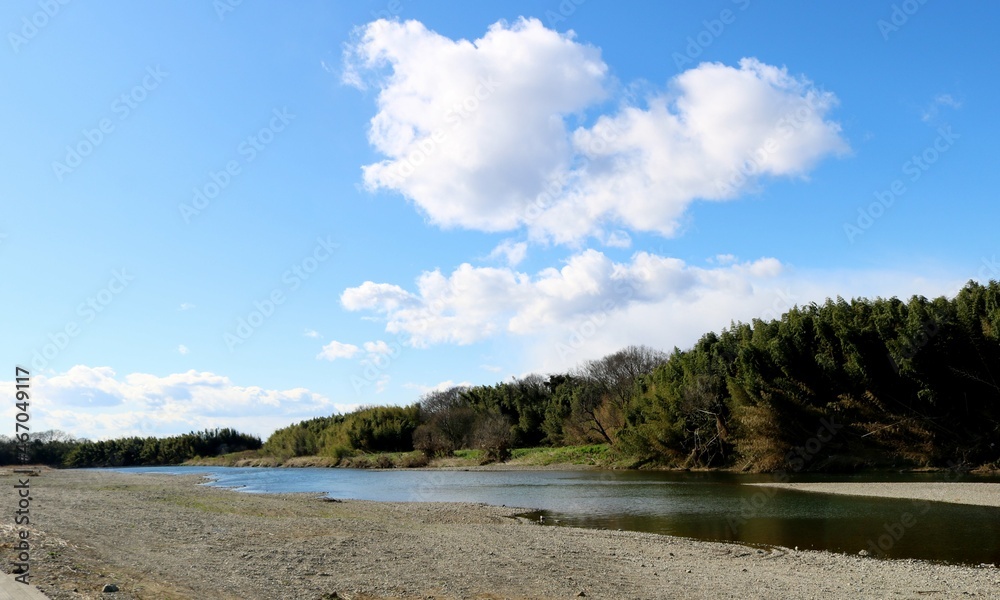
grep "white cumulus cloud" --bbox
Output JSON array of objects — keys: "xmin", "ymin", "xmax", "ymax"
[
  {"xmin": 340, "ymin": 250, "xmax": 965, "ymax": 374},
  {"xmin": 345, "ymin": 17, "xmax": 608, "ymax": 234},
  {"xmin": 346, "ymin": 19, "xmax": 848, "ymax": 244},
  {"xmin": 341, "ymin": 249, "xmax": 785, "ymax": 347},
  {"xmin": 0, "ymin": 366, "xmax": 344, "ymax": 440}
]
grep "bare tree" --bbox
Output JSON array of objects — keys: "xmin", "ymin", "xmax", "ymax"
[
  {"xmin": 415, "ymin": 386, "xmax": 475, "ymax": 455},
  {"xmin": 32, "ymin": 430, "xmax": 77, "ymax": 443},
  {"xmin": 581, "ymin": 345, "xmax": 668, "ymax": 410},
  {"xmin": 568, "ymin": 345, "xmax": 668, "ymax": 443},
  {"xmin": 567, "ymin": 380, "xmax": 616, "ymax": 444}
]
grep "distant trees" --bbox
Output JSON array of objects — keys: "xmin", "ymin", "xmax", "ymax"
[
  {"xmin": 0, "ymin": 430, "xmax": 80, "ymax": 466},
  {"xmin": 63, "ymin": 428, "xmax": 262, "ymax": 468}
]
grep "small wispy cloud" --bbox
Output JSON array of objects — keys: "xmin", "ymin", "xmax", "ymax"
[
  {"xmin": 178, "ymin": 344, "xmax": 189, "ymax": 355},
  {"xmin": 921, "ymin": 93, "xmax": 962, "ymax": 122},
  {"xmin": 178, "ymin": 303, "xmax": 196, "ymax": 311},
  {"xmin": 403, "ymin": 380, "xmax": 473, "ymax": 395},
  {"xmin": 603, "ymin": 231, "xmax": 632, "ymax": 249},
  {"xmin": 304, "ymin": 329, "xmax": 321, "ymax": 339},
  {"xmin": 480, "ymin": 364, "xmax": 503, "ymax": 373},
  {"xmin": 363, "ymin": 340, "xmax": 393, "ymax": 355},
  {"xmin": 487, "ymin": 240, "xmax": 528, "ymax": 267},
  {"xmin": 317, "ymin": 340, "xmax": 360, "ymax": 361}
]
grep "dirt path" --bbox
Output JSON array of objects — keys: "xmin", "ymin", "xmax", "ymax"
[{"xmin": 2, "ymin": 469, "xmax": 998, "ymax": 599}]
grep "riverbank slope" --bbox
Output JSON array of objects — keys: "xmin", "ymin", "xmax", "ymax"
[{"xmin": 2, "ymin": 469, "xmax": 998, "ymax": 599}]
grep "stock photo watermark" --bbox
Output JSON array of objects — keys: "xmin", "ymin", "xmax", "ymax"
[
  {"xmin": 7, "ymin": 0, "xmax": 71, "ymax": 54},
  {"xmin": 759, "ymin": 288, "xmax": 799, "ymax": 322},
  {"xmin": 350, "ymin": 334, "xmax": 408, "ymax": 395},
  {"xmin": 544, "ymin": 0, "xmax": 587, "ymax": 27},
  {"xmin": 888, "ymin": 253, "xmax": 999, "ymax": 373},
  {"xmin": 555, "ymin": 280, "xmax": 636, "ymax": 361},
  {"xmin": 523, "ymin": 119, "xmax": 624, "ymax": 225},
  {"xmin": 844, "ymin": 125, "xmax": 958, "ymax": 243},
  {"xmin": 862, "ymin": 459, "xmax": 963, "ymax": 557},
  {"xmin": 370, "ymin": 0, "xmax": 403, "ymax": 21},
  {"xmin": 12, "ymin": 366, "xmax": 33, "ymax": 584},
  {"xmin": 877, "ymin": 0, "xmax": 931, "ymax": 41},
  {"xmin": 179, "ymin": 107, "xmax": 295, "ymax": 223},
  {"xmin": 51, "ymin": 66, "xmax": 168, "ymax": 181},
  {"xmin": 213, "ymin": 0, "xmax": 244, "ymax": 21},
  {"xmin": 673, "ymin": 0, "xmax": 751, "ymax": 70},
  {"xmin": 348, "ymin": 274, "xmax": 480, "ymax": 395},
  {"xmin": 224, "ymin": 236, "xmax": 337, "ymax": 351},
  {"xmin": 381, "ymin": 77, "xmax": 500, "ymax": 185},
  {"xmin": 978, "ymin": 255, "xmax": 1000, "ymax": 281},
  {"xmin": 29, "ymin": 269, "xmax": 135, "ymax": 371},
  {"xmin": 715, "ymin": 95, "xmax": 826, "ymax": 196},
  {"xmin": 728, "ymin": 416, "xmax": 843, "ymax": 533}
]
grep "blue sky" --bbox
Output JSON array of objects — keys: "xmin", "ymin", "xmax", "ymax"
[{"xmin": 2, "ymin": 1, "xmax": 997, "ymax": 440}]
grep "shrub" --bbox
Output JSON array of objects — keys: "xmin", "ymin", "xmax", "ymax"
[
  {"xmin": 473, "ymin": 412, "xmax": 513, "ymax": 464},
  {"xmin": 413, "ymin": 423, "xmax": 455, "ymax": 457},
  {"xmin": 398, "ymin": 451, "xmax": 429, "ymax": 468}
]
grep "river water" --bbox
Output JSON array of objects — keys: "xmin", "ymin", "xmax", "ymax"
[{"xmin": 105, "ymin": 466, "xmax": 1000, "ymax": 565}]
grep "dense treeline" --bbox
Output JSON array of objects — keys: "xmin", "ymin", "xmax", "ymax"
[
  {"xmin": 263, "ymin": 406, "xmax": 419, "ymax": 460},
  {"xmin": 268, "ymin": 281, "xmax": 1000, "ymax": 471},
  {"xmin": 0, "ymin": 430, "xmax": 81, "ymax": 466},
  {"xmin": 620, "ymin": 280, "xmax": 1000, "ymax": 472},
  {"xmin": 668, "ymin": 281, "xmax": 1000, "ymax": 471},
  {"xmin": 61, "ymin": 428, "xmax": 262, "ymax": 467},
  {"xmin": 1, "ymin": 428, "xmax": 260, "ymax": 467}
]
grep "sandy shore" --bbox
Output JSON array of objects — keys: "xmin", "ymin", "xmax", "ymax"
[
  {"xmin": 2, "ymin": 469, "xmax": 999, "ymax": 599},
  {"xmin": 747, "ymin": 482, "xmax": 1000, "ymax": 508}
]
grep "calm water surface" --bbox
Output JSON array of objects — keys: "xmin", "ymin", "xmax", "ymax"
[{"xmin": 105, "ymin": 466, "xmax": 1000, "ymax": 565}]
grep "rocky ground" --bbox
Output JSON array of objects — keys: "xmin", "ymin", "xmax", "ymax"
[{"xmin": 2, "ymin": 469, "xmax": 999, "ymax": 599}]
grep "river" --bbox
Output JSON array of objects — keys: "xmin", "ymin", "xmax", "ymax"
[{"xmin": 105, "ymin": 466, "xmax": 1000, "ymax": 565}]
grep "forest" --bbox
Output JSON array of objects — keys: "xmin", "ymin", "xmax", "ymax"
[{"xmin": 10, "ymin": 280, "xmax": 1000, "ymax": 473}]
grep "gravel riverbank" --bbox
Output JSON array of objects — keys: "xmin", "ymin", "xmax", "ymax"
[
  {"xmin": 2, "ymin": 469, "xmax": 998, "ymax": 599},
  {"xmin": 747, "ymin": 482, "xmax": 1000, "ymax": 508}
]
